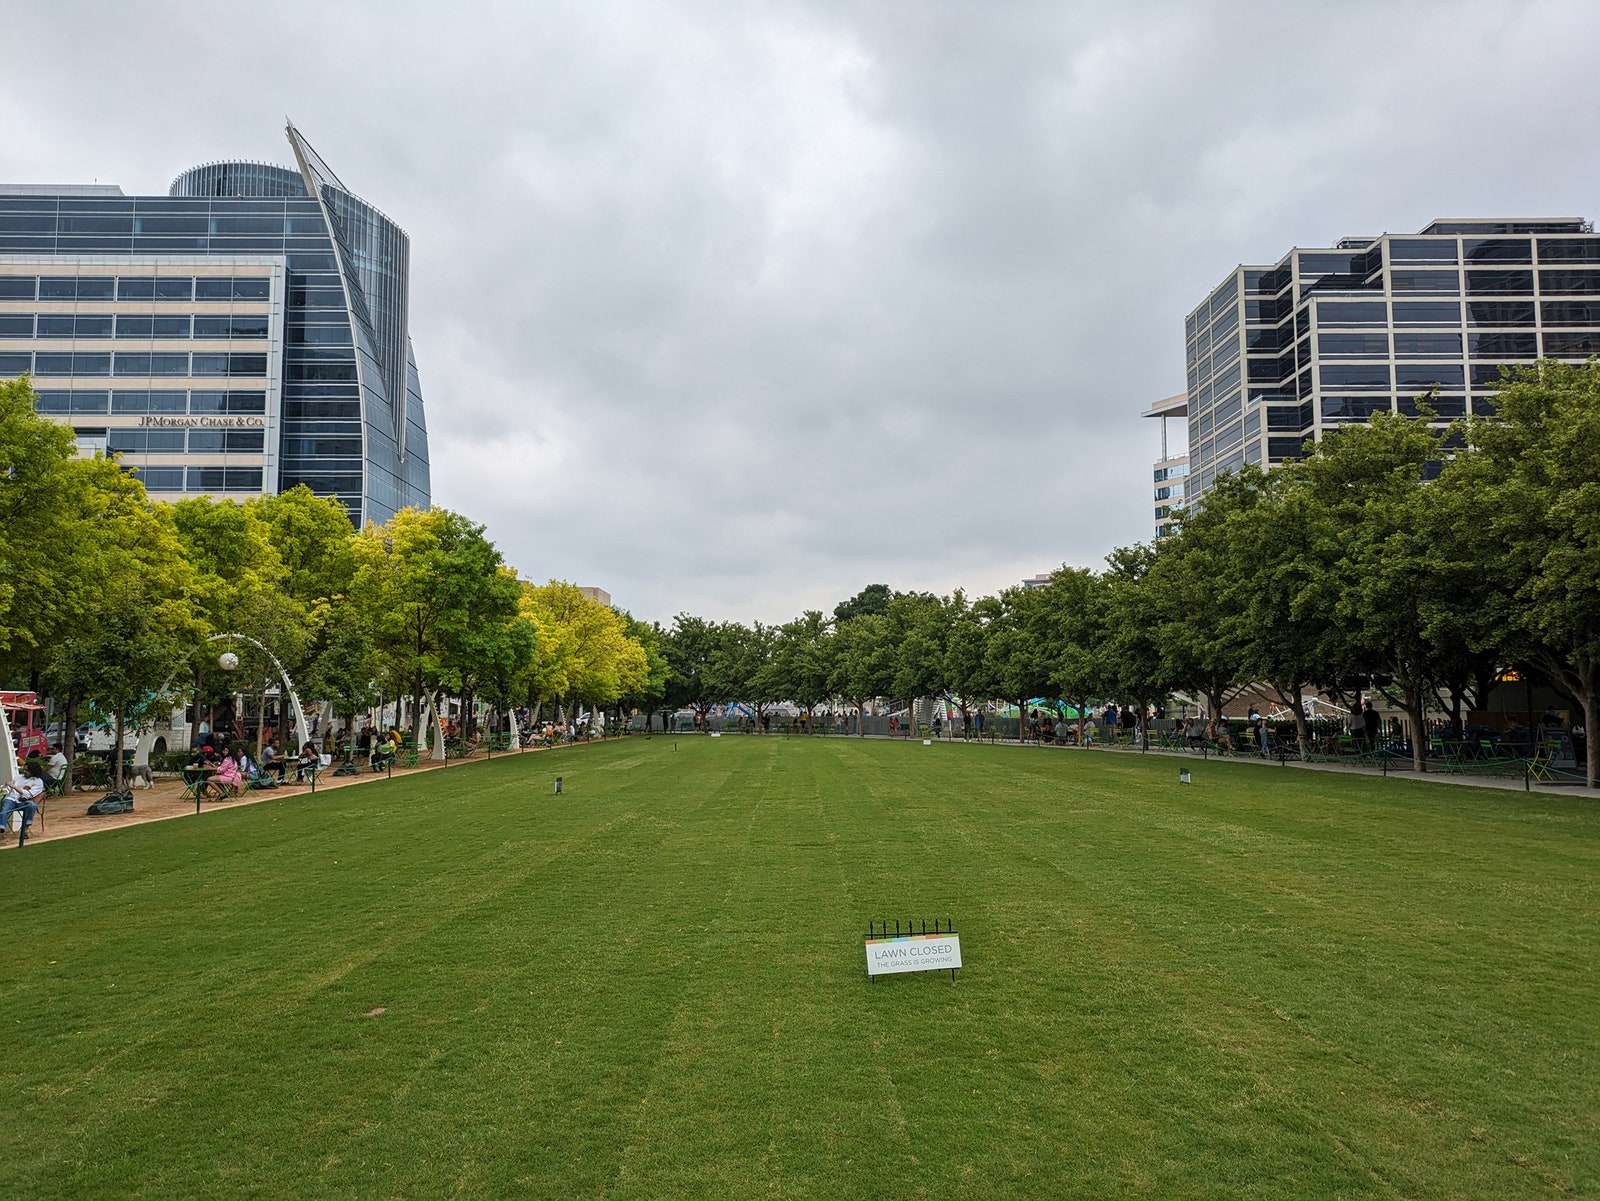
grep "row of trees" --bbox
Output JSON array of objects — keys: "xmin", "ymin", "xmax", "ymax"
[
  {"xmin": 0, "ymin": 376, "xmax": 664, "ymax": 784},
  {"xmin": 7, "ymin": 360, "xmax": 1595, "ymax": 787},
  {"xmin": 651, "ymin": 363, "xmax": 1598, "ymax": 786}
]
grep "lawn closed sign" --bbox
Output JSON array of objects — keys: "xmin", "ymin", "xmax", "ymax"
[{"xmin": 865, "ymin": 931, "xmax": 962, "ymax": 977}]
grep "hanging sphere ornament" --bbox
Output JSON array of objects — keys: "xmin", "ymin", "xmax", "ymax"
[{"xmin": 218, "ymin": 651, "xmax": 240, "ymax": 672}]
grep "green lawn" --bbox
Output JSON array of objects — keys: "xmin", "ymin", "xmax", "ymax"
[{"xmin": 3, "ymin": 736, "xmax": 1596, "ymax": 1198}]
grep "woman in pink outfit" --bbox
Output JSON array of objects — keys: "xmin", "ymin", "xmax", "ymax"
[{"xmin": 214, "ymin": 750, "xmax": 244, "ymax": 794}]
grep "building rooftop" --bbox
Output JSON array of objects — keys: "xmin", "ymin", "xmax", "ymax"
[
  {"xmin": 0, "ymin": 184, "xmax": 125, "ymax": 196},
  {"xmin": 1140, "ymin": 393, "xmax": 1188, "ymax": 420}
]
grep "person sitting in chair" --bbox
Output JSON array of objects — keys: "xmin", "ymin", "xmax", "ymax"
[
  {"xmin": 0, "ymin": 762, "xmax": 46, "ymax": 843},
  {"xmin": 296, "ymin": 742, "xmax": 319, "ymax": 782},
  {"xmin": 46, "ymin": 743, "xmax": 68, "ymax": 790},
  {"xmin": 260, "ymin": 738, "xmax": 287, "ymax": 781},
  {"xmin": 213, "ymin": 750, "xmax": 243, "ymax": 796},
  {"xmin": 187, "ymin": 746, "xmax": 220, "ymax": 800}
]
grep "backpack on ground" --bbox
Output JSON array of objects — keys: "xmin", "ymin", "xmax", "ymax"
[{"xmin": 87, "ymin": 790, "xmax": 134, "ymax": 816}]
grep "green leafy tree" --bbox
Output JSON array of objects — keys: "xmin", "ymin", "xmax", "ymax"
[
  {"xmin": 770, "ymin": 611, "xmax": 833, "ymax": 721},
  {"xmin": 662, "ymin": 614, "xmax": 722, "ymax": 726},
  {"xmin": 1298, "ymin": 414, "xmax": 1452, "ymax": 770},
  {"xmin": 1449, "ymin": 361, "xmax": 1600, "ymax": 785},
  {"xmin": 830, "ymin": 612, "xmax": 893, "ymax": 733},
  {"xmin": 1042, "ymin": 566, "xmax": 1111, "ymax": 744},
  {"xmin": 833, "ymin": 584, "xmax": 894, "ymax": 623}
]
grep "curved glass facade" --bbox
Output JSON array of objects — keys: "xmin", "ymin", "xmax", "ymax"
[
  {"xmin": 0, "ymin": 124, "xmax": 430, "ymax": 526},
  {"xmin": 171, "ymin": 162, "xmax": 308, "ymax": 200}
]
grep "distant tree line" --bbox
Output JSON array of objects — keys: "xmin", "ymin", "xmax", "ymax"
[{"xmin": 654, "ymin": 362, "xmax": 1599, "ymax": 787}]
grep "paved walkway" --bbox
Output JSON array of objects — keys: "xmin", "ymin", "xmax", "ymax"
[{"xmin": 903, "ymin": 732, "xmax": 1600, "ymax": 800}]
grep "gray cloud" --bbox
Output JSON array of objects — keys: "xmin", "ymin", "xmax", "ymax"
[{"xmin": 6, "ymin": 1, "xmax": 1600, "ymax": 621}]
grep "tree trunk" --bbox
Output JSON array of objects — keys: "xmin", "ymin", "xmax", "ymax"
[
  {"xmin": 113, "ymin": 706, "xmax": 127, "ymax": 790},
  {"xmin": 1405, "ymin": 687, "xmax": 1427, "ymax": 773},
  {"xmin": 1582, "ymin": 690, "xmax": 1599, "ymax": 790},
  {"xmin": 63, "ymin": 695, "xmax": 79, "ymax": 768},
  {"xmin": 190, "ymin": 666, "xmax": 205, "ymax": 749}
]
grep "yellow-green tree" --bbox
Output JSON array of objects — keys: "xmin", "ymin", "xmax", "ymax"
[{"xmin": 519, "ymin": 581, "xmax": 647, "ymax": 718}]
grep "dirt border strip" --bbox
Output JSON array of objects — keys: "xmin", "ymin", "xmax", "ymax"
[{"xmin": 1, "ymin": 740, "xmax": 607, "ymax": 850}]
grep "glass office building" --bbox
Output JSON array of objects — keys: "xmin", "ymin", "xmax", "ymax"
[
  {"xmin": 1183, "ymin": 218, "xmax": 1600, "ymax": 502},
  {"xmin": 0, "ymin": 123, "xmax": 430, "ymax": 525}
]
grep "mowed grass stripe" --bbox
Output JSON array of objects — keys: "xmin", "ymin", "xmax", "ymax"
[{"xmin": 1, "ymin": 736, "xmax": 1595, "ymax": 1198}]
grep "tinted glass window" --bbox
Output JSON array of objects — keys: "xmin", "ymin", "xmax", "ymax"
[
  {"xmin": 0, "ymin": 276, "xmax": 35, "ymax": 299},
  {"xmin": 150, "ymin": 353, "xmax": 189, "ymax": 375},
  {"xmin": 36, "ymin": 316, "xmax": 74, "ymax": 338},
  {"xmin": 75, "ymin": 278, "xmax": 114, "ymax": 300},
  {"xmin": 1466, "ymin": 270, "xmax": 1533, "ymax": 295},
  {"xmin": 188, "ymin": 430, "xmax": 224, "ymax": 452},
  {"xmin": 1246, "ymin": 327, "xmax": 1280, "ymax": 352},
  {"xmin": 1390, "ymin": 238, "xmax": 1458, "ymax": 263},
  {"xmin": 113, "ymin": 353, "xmax": 151, "ymax": 376},
  {"xmin": 187, "ymin": 467, "xmax": 226, "ymax": 490},
  {"xmin": 1471, "ymin": 364, "xmax": 1515, "ymax": 387},
  {"xmin": 1469, "ymin": 332, "xmax": 1537, "ymax": 357},
  {"xmin": 71, "ymin": 353, "xmax": 110, "ymax": 375},
  {"xmin": 1398, "ymin": 394, "xmax": 1466, "ymax": 417},
  {"xmin": 146, "ymin": 430, "xmax": 185, "ymax": 451},
  {"xmin": 1392, "ymin": 271, "xmax": 1460, "ymax": 293},
  {"xmin": 75, "ymin": 315, "xmax": 113, "ymax": 338},
  {"xmin": 1394, "ymin": 332, "xmax": 1462, "ymax": 357},
  {"xmin": 1267, "ymin": 436, "xmax": 1307, "ymax": 460},
  {"xmin": 233, "ymin": 278, "xmax": 270, "ymax": 300},
  {"xmin": 226, "ymin": 390, "xmax": 266, "ymax": 413},
  {"xmin": 117, "ymin": 278, "xmax": 156, "ymax": 300},
  {"xmin": 135, "ymin": 467, "xmax": 185, "ymax": 490},
  {"xmin": 228, "ymin": 353, "xmax": 267, "ymax": 376},
  {"xmin": 1322, "ymin": 396, "xmax": 1394, "ymax": 419},
  {"xmin": 188, "ymin": 391, "xmax": 225, "ymax": 413},
  {"xmin": 69, "ymin": 390, "xmax": 109, "ymax": 413},
  {"xmin": 108, "ymin": 430, "xmax": 146, "ymax": 453},
  {"xmin": 1541, "ymin": 301, "xmax": 1600, "ymax": 326},
  {"xmin": 0, "ymin": 315, "xmax": 32, "ymax": 337},
  {"xmin": 1539, "ymin": 269, "xmax": 1600, "ymax": 295},
  {"xmin": 225, "ymin": 468, "xmax": 263, "ymax": 491},
  {"xmin": 1396, "ymin": 363, "xmax": 1464, "ymax": 389},
  {"xmin": 152, "ymin": 316, "xmax": 191, "ymax": 338},
  {"xmin": 1543, "ymin": 331, "xmax": 1600, "ymax": 356},
  {"xmin": 150, "ymin": 390, "xmax": 187, "ymax": 412},
  {"xmin": 0, "ymin": 352, "xmax": 34, "ymax": 374},
  {"xmin": 1316, "ymin": 301, "xmax": 1388, "ymax": 326},
  {"xmin": 1467, "ymin": 301, "xmax": 1535, "ymax": 326},
  {"xmin": 1537, "ymin": 238, "xmax": 1600, "ymax": 262},
  {"xmin": 1319, "ymin": 333, "xmax": 1390, "ymax": 357},
  {"xmin": 115, "ymin": 316, "xmax": 153, "ymax": 339},
  {"xmin": 225, "ymin": 430, "xmax": 265, "ymax": 452},
  {"xmin": 154, "ymin": 278, "xmax": 193, "ymax": 301},
  {"xmin": 1464, "ymin": 239, "xmax": 1531, "ymax": 263},
  {"xmin": 38, "ymin": 278, "xmax": 77, "ymax": 299},
  {"xmin": 1391, "ymin": 301, "xmax": 1461, "ymax": 325},
  {"xmin": 112, "ymin": 390, "xmax": 149, "ymax": 413},
  {"xmin": 191, "ymin": 353, "xmax": 228, "ymax": 376},
  {"xmin": 1299, "ymin": 253, "xmax": 1362, "ymax": 275},
  {"xmin": 194, "ymin": 279, "xmax": 233, "ymax": 301},
  {"xmin": 1320, "ymin": 364, "xmax": 1391, "ymax": 390}
]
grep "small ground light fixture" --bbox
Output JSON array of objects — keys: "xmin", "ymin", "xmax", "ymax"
[
  {"xmin": 1179, "ymin": 769, "xmax": 1192, "ymax": 784},
  {"xmin": 923, "ymin": 739, "xmax": 932, "ymax": 746},
  {"xmin": 554, "ymin": 776, "xmax": 563, "ymax": 794}
]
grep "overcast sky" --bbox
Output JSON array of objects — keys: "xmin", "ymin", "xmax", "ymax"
[{"xmin": 6, "ymin": 1, "xmax": 1600, "ymax": 623}]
